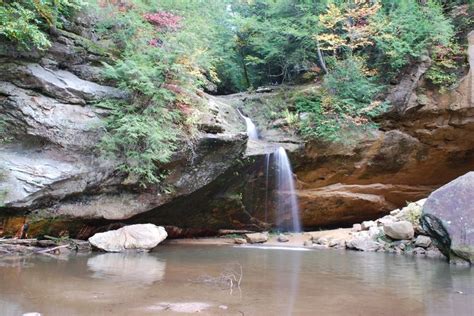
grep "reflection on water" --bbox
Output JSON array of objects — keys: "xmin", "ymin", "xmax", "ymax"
[
  {"xmin": 0, "ymin": 299, "xmax": 22, "ymax": 316},
  {"xmin": 87, "ymin": 253, "xmax": 166, "ymax": 284},
  {"xmin": 0, "ymin": 245, "xmax": 472, "ymax": 315}
]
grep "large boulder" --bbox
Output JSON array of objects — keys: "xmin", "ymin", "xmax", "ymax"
[
  {"xmin": 421, "ymin": 172, "xmax": 474, "ymax": 264},
  {"xmin": 244, "ymin": 232, "xmax": 268, "ymax": 244},
  {"xmin": 383, "ymin": 221, "xmax": 414, "ymax": 240},
  {"xmin": 88, "ymin": 224, "xmax": 168, "ymax": 252}
]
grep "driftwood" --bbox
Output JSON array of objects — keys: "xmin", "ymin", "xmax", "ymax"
[
  {"xmin": 218, "ymin": 229, "xmax": 256, "ymax": 236},
  {"xmin": 194, "ymin": 263, "xmax": 243, "ymax": 295},
  {"xmin": 0, "ymin": 237, "xmax": 91, "ymax": 256},
  {"xmin": 35, "ymin": 244, "xmax": 70, "ymax": 254}
]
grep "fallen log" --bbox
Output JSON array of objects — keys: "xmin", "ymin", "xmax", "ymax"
[
  {"xmin": 0, "ymin": 239, "xmax": 41, "ymax": 246},
  {"xmin": 35, "ymin": 244, "xmax": 70, "ymax": 254},
  {"xmin": 218, "ymin": 229, "xmax": 256, "ymax": 236}
]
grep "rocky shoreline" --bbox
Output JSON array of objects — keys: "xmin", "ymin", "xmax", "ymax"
[{"xmin": 1, "ymin": 173, "xmax": 473, "ymax": 266}]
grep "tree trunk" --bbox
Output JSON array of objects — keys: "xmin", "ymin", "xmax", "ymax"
[
  {"xmin": 316, "ymin": 38, "xmax": 328, "ymax": 74},
  {"xmin": 239, "ymin": 49, "xmax": 251, "ymax": 88}
]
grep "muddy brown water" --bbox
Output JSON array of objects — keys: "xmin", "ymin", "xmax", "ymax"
[{"xmin": 0, "ymin": 245, "xmax": 473, "ymax": 316}]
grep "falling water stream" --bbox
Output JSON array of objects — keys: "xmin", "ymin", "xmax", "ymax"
[
  {"xmin": 240, "ymin": 111, "xmax": 301, "ymax": 232},
  {"xmin": 274, "ymin": 146, "xmax": 302, "ymax": 232},
  {"xmin": 238, "ymin": 109, "xmax": 259, "ymax": 140},
  {"xmin": 264, "ymin": 153, "xmax": 271, "ymax": 223}
]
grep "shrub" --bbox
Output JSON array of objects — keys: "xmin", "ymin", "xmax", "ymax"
[
  {"xmin": 296, "ymin": 58, "xmax": 387, "ymax": 141},
  {"xmin": 94, "ymin": 2, "xmax": 208, "ymax": 186},
  {"xmin": 426, "ymin": 42, "xmax": 466, "ymax": 91},
  {"xmin": 0, "ymin": 2, "xmax": 50, "ymax": 49},
  {"xmin": 0, "ymin": 0, "xmax": 84, "ymax": 50},
  {"xmin": 371, "ymin": 1, "xmax": 454, "ymax": 78}
]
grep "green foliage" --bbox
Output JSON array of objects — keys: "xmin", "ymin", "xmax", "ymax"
[
  {"xmin": 93, "ymin": 0, "xmax": 220, "ymax": 185},
  {"xmin": 426, "ymin": 43, "xmax": 464, "ymax": 90},
  {"xmin": 371, "ymin": 0, "xmax": 453, "ymax": 78},
  {"xmin": 0, "ymin": 2, "xmax": 50, "ymax": 49},
  {"xmin": 228, "ymin": 0, "xmax": 326, "ymax": 90},
  {"xmin": 0, "ymin": 0, "xmax": 85, "ymax": 49},
  {"xmin": 282, "ymin": 108, "xmax": 298, "ymax": 128},
  {"xmin": 323, "ymin": 59, "xmax": 383, "ymax": 113},
  {"xmin": 297, "ymin": 59, "xmax": 387, "ymax": 141}
]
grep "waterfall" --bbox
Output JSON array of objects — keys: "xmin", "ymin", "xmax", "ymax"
[
  {"xmin": 238, "ymin": 112, "xmax": 301, "ymax": 232},
  {"xmin": 264, "ymin": 153, "xmax": 271, "ymax": 223},
  {"xmin": 238, "ymin": 109, "xmax": 259, "ymax": 140},
  {"xmin": 274, "ymin": 147, "xmax": 301, "ymax": 232}
]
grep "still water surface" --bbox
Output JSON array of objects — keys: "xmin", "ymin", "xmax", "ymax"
[{"xmin": 0, "ymin": 245, "xmax": 473, "ymax": 316}]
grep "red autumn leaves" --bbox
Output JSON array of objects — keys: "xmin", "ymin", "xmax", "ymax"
[
  {"xmin": 143, "ymin": 11, "xmax": 182, "ymax": 31},
  {"xmin": 144, "ymin": 11, "xmax": 182, "ymax": 47}
]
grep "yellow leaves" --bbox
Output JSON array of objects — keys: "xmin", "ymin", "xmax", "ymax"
[
  {"xmin": 345, "ymin": 1, "xmax": 381, "ymax": 21},
  {"xmin": 317, "ymin": 0, "xmax": 381, "ymax": 53},
  {"xmin": 315, "ymin": 33, "xmax": 345, "ymax": 51},
  {"xmin": 32, "ymin": 0, "xmax": 54, "ymax": 26},
  {"xmin": 208, "ymin": 66, "xmax": 220, "ymax": 83},
  {"xmin": 319, "ymin": 4, "xmax": 344, "ymax": 29}
]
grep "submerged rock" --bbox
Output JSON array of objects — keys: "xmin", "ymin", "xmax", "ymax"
[
  {"xmin": 421, "ymin": 172, "xmax": 474, "ymax": 264},
  {"xmin": 88, "ymin": 224, "xmax": 167, "ymax": 252},
  {"xmin": 383, "ymin": 221, "xmax": 414, "ymax": 240}
]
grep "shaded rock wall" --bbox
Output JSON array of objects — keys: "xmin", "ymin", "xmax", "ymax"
[{"xmin": 0, "ymin": 18, "xmax": 247, "ymax": 237}]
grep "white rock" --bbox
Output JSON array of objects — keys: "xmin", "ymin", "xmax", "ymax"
[
  {"xmin": 414, "ymin": 235, "xmax": 432, "ymax": 248},
  {"xmin": 352, "ymin": 223, "xmax": 362, "ymax": 232},
  {"xmin": 377, "ymin": 215, "xmax": 396, "ymax": 227},
  {"xmin": 383, "ymin": 221, "xmax": 414, "ymax": 240},
  {"xmin": 277, "ymin": 234, "xmax": 289, "ymax": 242},
  {"xmin": 328, "ymin": 239, "xmax": 338, "ymax": 247},
  {"xmin": 316, "ymin": 237, "xmax": 329, "ymax": 245},
  {"xmin": 347, "ymin": 236, "xmax": 381, "ymax": 252},
  {"xmin": 368, "ymin": 226, "xmax": 383, "ymax": 239},
  {"xmin": 245, "ymin": 232, "xmax": 268, "ymax": 243},
  {"xmin": 234, "ymin": 238, "xmax": 247, "ymax": 244},
  {"xmin": 361, "ymin": 220, "xmax": 376, "ymax": 230},
  {"xmin": 329, "ymin": 239, "xmax": 346, "ymax": 248},
  {"xmin": 88, "ymin": 224, "xmax": 167, "ymax": 252},
  {"xmin": 390, "ymin": 209, "xmax": 401, "ymax": 216}
]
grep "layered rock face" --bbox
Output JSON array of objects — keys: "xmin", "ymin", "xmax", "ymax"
[
  {"xmin": 0, "ymin": 18, "xmax": 246, "ymax": 236},
  {"xmin": 290, "ymin": 31, "xmax": 474, "ymax": 228}
]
